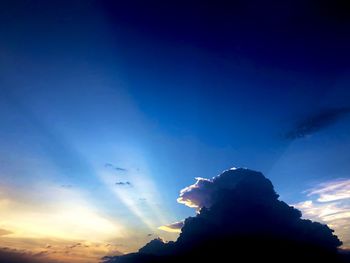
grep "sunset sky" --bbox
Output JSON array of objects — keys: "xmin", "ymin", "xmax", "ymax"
[{"xmin": 1, "ymin": 1, "xmax": 350, "ymax": 262}]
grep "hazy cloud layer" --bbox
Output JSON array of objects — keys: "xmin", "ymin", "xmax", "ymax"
[
  {"xmin": 0, "ymin": 228, "xmax": 12, "ymax": 236},
  {"xmin": 0, "ymin": 248, "xmax": 58, "ymax": 263},
  {"xmin": 286, "ymin": 107, "xmax": 350, "ymax": 139},
  {"xmin": 0, "ymin": 238, "xmax": 124, "ymax": 263}
]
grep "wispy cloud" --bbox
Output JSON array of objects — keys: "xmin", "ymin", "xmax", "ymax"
[
  {"xmin": 306, "ymin": 178, "xmax": 350, "ymax": 202},
  {"xmin": 286, "ymin": 107, "xmax": 350, "ymax": 139},
  {"xmin": 295, "ymin": 178, "xmax": 350, "ymax": 248},
  {"xmin": 115, "ymin": 182, "xmax": 132, "ymax": 187},
  {"xmin": 105, "ymin": 163, "xmax": 127, "ymax": 172}
]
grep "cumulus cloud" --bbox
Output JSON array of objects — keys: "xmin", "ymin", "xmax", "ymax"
[
  {"xmin": 177, "ymin": 167, "xmax": 278, "ymax": 209},
  {"xmin": 104, "ymin": 168, "xmax": 343, "ymax": 263},
  {"xmin": 286, "ymin": 107, "xmax": 350, "ymax": 139},
  {"xmin": 176, "ymin": 167, "xmax": 271, "ymax": 210},
  {"xmin": 158, "ymin": 221, "xmax": 184, "ymax": 233},
  {"xmin": 176, "ymin": 177, "xmax": 213, "ymax": 209}
]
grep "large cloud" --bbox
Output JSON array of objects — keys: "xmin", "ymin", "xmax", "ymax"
[{"xmin": 104, "ymin": 168, "xmax": 345, "ymax": 263}]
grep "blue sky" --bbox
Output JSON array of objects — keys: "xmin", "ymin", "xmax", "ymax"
[{"xmin": 1, "ymin": 1, "xmax": 350, "ymax": 262}]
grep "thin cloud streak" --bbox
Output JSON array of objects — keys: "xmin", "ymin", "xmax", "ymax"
[
  {"xmin": 115, "ymin": 182, "xmax": 132, "ymax": 186},
  {"xmin": 286, "ymin": 107, "xmax": 350, "ymax": 139},
  {"xmin": 105, "ymin": 163, "xmax": 127, "ymax": 172},
  {"xmin": 158, "ymin": 221, "xmax": 184, "ymax": 233}
]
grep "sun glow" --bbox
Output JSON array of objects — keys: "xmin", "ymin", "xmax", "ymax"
[{"xmin": 0, "ymin": 185, "xmax": 126, "ymax": 242}]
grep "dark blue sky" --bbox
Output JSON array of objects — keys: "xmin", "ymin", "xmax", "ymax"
[{"xmin": 1, "ymin": 1, "xmax": 350, "ymax": 260}]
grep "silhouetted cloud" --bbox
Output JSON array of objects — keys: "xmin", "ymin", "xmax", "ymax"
[
  {"xmin": 105, "ymin": 163, "xmax": 127, "ymax": 172},
  {"xmin": 158, "ymin": 221, "xmax": 184, "ymax": 233},
  {"xmin": 137, "ymin": 238, "xmax": 169, "ymax": 255},
  {"xmin": 104, "ymin": 168, "xmax": 344, "ymax": 263},
  {"xmin": 286, "ymin": 107, "xmax": 350, "ymax": 139},
  {"xmin": 115, "ymin": 181, "xmax": 132, "ymax": 187}
]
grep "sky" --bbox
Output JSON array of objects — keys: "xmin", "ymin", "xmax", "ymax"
[{"xmin": 1, "ymin": 1, "xmax": 350, "ymax": 262}]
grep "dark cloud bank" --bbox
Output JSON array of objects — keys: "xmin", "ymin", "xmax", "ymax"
[
  {"xmin": 286, "ymin": 107, "xmax": 350, "ymax": 139},
  {"xmin": 103, "ymin": 168, "xmax": 350, "ymax": 263},
  {"xmin": 0, "ymin": 248, "xmax": 56, "ymax": 263}
]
